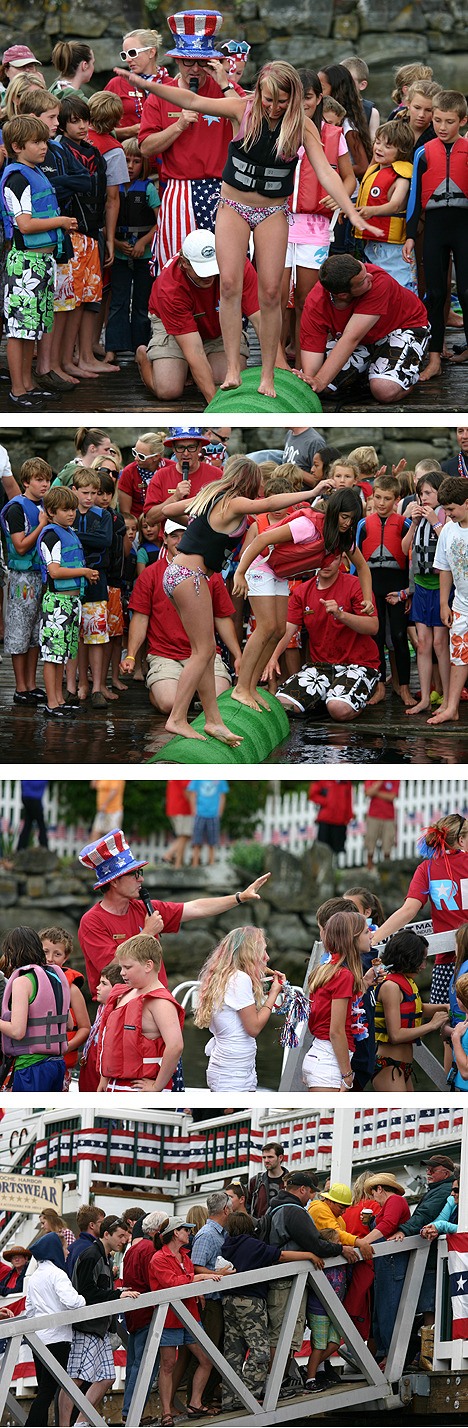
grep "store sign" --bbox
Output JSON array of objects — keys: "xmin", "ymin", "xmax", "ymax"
[{"xmin": 0, "ymin": 1173, "xmax": 63, "ymax": 1213}]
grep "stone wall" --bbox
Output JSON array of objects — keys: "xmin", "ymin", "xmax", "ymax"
[
  {"xmin": 0, "ymin": 842, "xmax": 431, "ymax": 992},
  {"xmin": 2, "ymin": 0, "xmax": 467, "ymax": 118},
  {"xmin": 0, "ymin": 424, "xmax": 460, "ymax": 477}
]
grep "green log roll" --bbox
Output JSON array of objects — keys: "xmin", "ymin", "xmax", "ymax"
[
  {"xmin": 150, "ymin": 688, "xmax": 290, "ymax": 764},
  {"xmin": 205, "ymin": 366, "xmax": 323, "ymax": 415}
]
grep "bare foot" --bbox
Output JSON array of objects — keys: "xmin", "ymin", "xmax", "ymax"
[
  {"xmin": 255, "ymin": 690, "xmax": 271, "ymax": 710},
  {"xmin": 165, "ymin": 718, "xmax": 207, "ymax": 741},
  {"xmin": 231, "ymin": 688, "xmax": 262, "ymax": 711},
  {"xmin": 204, "ymin": 722, "xmax": 243, "ymax": 747},
  {"xmin": 447, "ymin": 310, "xmax": 463, "ymax": 328},
  {"xmin": 78, "ymin": 685, "xmax": 89, "ymax": 702},
  {"xmin": 406, "ymin": 698, "xmax": 430, "ymax": 715},
  {"xmin": 220, "ymin": 369, "xmax": 241, "ymax": 390},
  {"xmin": 64, "ymin": 363, "xmax": 100, "ymax": 379},
  {"xmin": 419, "ymin": 353, "xmax": 442, "ymax": 382},
  {"xmin": 79, "ymin": 360, "xmax": 120, "ymax": 374},
  {"xmin": 102, "ymin": 687, "xmax": 119, "ymax": 701},
  {"xmin": 368, "ymin": 682, "xmax": 386, "ymax": 705},
  {"xmin": 133, "ymin": 670, "xmax": 145, "ymax": 682},
  {"xmin": 112, "ymin": 678, "xmax": 128, "ymax": 691},
  {"xmin": 427, "ymin": 706, "xmax": 459, "ymax": 725},
  {"xmin": 54, "ymin": 366, "xmax": 80, "ymax": 385},
  {"xmin": 449, "ymin": 347, "xmax": 468, "ymax": 364},
  {"xmin": 399, "ymin": 685, "xmax": 417, "ymax": 708},
  {"xmin": 258, "ymin": 376, "xmax": 277, "ymax": 398}
]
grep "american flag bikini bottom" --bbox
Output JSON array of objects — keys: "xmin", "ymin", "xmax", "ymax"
[{"xmin": 153, "ymin": 177, "xmax": 222, "ymax": 272}]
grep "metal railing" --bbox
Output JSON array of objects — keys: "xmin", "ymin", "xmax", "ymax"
[
  {"xmin": 0, "ymin": 1237, "xmax": 446, "ymax": 1427},
  {"xmin": 279, "ymin": 922, "xmax": 454, "ymax": 1092}
]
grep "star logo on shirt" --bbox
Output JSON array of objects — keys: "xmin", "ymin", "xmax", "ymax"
[{"xmin": 203, "ymin": 114, "xmax": 220, "ymax": 126}]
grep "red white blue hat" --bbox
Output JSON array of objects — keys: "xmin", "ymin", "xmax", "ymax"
[
  {"xmin": 163, "ymin": 426, "xmax": 205, "ymax": 446},
  {"xmin": 79, "ymin": 829, "xmax": 148, "ymax": 889},
  {"xmin": 165, "ymin": 10, "xmax": 225, "ymax": 59}
]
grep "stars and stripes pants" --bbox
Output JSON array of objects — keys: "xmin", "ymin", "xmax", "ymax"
[{"xmin": 152, "ymin": 177, "xmax": 222, "ymax": 272}]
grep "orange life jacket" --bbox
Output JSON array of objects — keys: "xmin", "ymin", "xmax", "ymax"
[{"xmin": 98, "ymin": 983, "xmax": 185, "ymax": 1084}]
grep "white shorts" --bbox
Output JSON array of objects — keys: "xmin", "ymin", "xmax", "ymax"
[
  {"xmin": 245, "ymin": 563, "xmax": 289, "ymax": 597},
  {"xmin": 302, "ymin": 1038, "xmax": 343, "ymax": 1089},
  {"xmin": 285, "ymin": 238, "xmax": 330, "ymax": 271},
  {"xmin": 449, "ymin": 609, "xmax": 468, "ymax": 666}
]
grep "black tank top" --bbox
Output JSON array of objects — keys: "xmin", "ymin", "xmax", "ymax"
[
  {"xmin": 223, "ymin": 113, "xmax": 297, "ymax": 197},
  {"xmin": 178, "ymin": 493, "xmax": 247, "ymax": 572}
]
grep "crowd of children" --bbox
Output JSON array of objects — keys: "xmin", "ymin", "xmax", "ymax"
[
  {"xmin": 0, "ymin": 29, "xmax": 466, "ymax": 407},
  {"xmin": 1, "ymin": 811, "xmax": 468, "ymax": 1094},
  {"xmin": 3, "ymin": 426, "xmax": 468, "ymax": 728}
]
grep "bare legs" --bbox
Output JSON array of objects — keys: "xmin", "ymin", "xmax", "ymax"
[
  {"xmin": 165, "ymin": 573, "xmax": 242, "ymax": 746},
  {"xmin": 233, "ymin": 592, "xmax": 288, "ymax": 709},
  {"xmin": 216, "ymin": 202, "xmax": 289, "ymax": 397}
]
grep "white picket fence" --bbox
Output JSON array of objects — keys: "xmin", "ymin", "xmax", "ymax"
[{"xmin": 2, "ymin": 778, "xmax": 468, "ymax": 869}]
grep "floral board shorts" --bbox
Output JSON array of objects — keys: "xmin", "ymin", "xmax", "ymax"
[
  {"xmin": 449, "ymin": 609, "xmax": 468, "ymax": 666},
  {"xmin": 4, "ymin": 571, "xmax": 42, "ymax": 654},
  {"xmin": 107, "ymin": 586, "xmax": 124, "ymax": 639},
  {"xmin": 81, "ymin": 599, "xmax": 109, "ymax": 645},
  {"xmin": 277, "ymin": 662, "xmax": 379, "ymax": 714},
  {"xmin": 40, "ymin": 591, "xmax": 82, "ymax": 663},
  {"xmin": 55, "ymin": 232, "xmax": 102, "ymax": 311},
  {"xmin": 324, "ymin": 325, "xmax": 431, "ymax": 394},
  {"xmin": 4, "ymin": 248, "xmax": 55, "ymax": 339}
]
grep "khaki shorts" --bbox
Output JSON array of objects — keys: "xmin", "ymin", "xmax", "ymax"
[
  {"xmin": 146, "ymin": 651, "xmax": 231, "ymax": 689},
  {"xmin": 364, "ymin": 815, "xmax": 396, "ymax": 856},
  {"xmin": 267, "ymin": 1279, "xmax": 308, "ymax": 1351},
  {"xmin": 147, "ymin": 314, "xmax": 249, "ymax": 363}
]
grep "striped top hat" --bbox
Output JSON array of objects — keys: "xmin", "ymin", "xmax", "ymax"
[
  {"xmin": 79, "ymin": 829, "xmax": 148, "ymax": 889},
  {"xmin": 166, "ymin": 10, "xmax": 225, "ymax": 59}
]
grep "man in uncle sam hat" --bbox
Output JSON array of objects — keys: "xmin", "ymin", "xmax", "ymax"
[
  {"xmin": 142, "ymin": 426, "xmax": 224, "ymax": 525},
  {"xmin": 138, "ymin": 11, "xmax": 234, "ymax": 271},
  {"xmin": 77, "ymin": 827, "xmax": 270, "ymax": 999}
]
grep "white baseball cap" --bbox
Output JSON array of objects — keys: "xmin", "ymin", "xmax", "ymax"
[
  {"xmin": 165, "ymin": 518, "xmax": 185, "ymax": 534},
  {"xmin": 182, "ymin": 229, "xmax": 219, "ymax": 277}
]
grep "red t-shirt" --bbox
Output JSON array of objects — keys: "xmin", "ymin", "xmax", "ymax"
[
  {"xmin": 149, "ymin": 1244, "xmax": 200, "ymax": 1328},
  {"xmin": 118, "ymin": 459, "xmax": 169, "ymax": 517},
  {"xmin": 308, "ymin": 962, "xmax": 355, "ymax": 1048},
  {"xmin": 105, "ymin": 70, "xmax": 169, "ymax": 128},
  {"xmin": 149, "ymin": 254, "xmax": 259, "ymax": 340},
  {"xmin": 166, "ymin": 780, "xmax": 192, "ymax": 818},
  {"xmin": 143, "ymin": 459, "xmax": 219, "ymax": 514},
  {"xmin": 138, "ymin": 75, "xmax": 233, "ymax": 181},
  {"xmin": 129, "ymin": 560, "xmax": 234, "ymax": 657},
  {"xmin": 300, "ymin": 264, "xmax": 428, "ymax": 353},
  {"xmin": 308, "ymin": 781, "xmax": 353, "ymax": 826},
  {"xmin": 374, "ymin": 1194, "xmax": 411, "ymax": 1237},
  {"xmin": 78, "ymin": 898, "xmax": 182, "ymax": 997},
  {"xmin": 287, "ymin": 571, "xmax": 380, "ymax": 669},
  {"xmin": 407, "ymin": 851, "xmax": 468, "ymax": 958},
  {"xmin": 365, "ymin": 780, "xmax": 400, "ymax": 819}
]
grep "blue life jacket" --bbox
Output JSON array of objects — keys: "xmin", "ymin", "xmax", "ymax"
[
  {"xmin": 39, "ymin": 523, "xmax": 86, "ymax": 594},
  {"xmin": 0, "ymin": 162, "xmax": 62, "ymax": 251},
  {"xmin": 0, "ymin": 495, "xmax": 42, "ymax": 571}
]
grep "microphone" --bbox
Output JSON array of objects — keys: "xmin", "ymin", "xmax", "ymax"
[
  {"xmin": 182, "ymin": 459, "xmax": 191, "ymax": 491},
  {"xmin": 139, "ymin": 885, "xmax": 154, "ymax": 918},
  {"xmin": 189, "ymin": 76, "xmax": 199, "ymax": 92}
]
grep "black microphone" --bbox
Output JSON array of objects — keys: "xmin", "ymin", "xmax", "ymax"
[
  {"xmin": 182, "ymin": 459, "xmax": 191, "ymax": 491},
  {"xmin": 139, "ymin": 885, "xmax": 154, "ymax": 918},
  {"xmin": 189, "ymin": 76, "xmax": 199, "ymax": 92}
]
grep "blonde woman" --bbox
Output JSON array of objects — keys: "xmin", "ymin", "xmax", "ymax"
[
  {"xmin": 105, "ymin": 29, "xmax": 167, "ymax": 140},
  {"xmin": 303, "ymin": 911, "xmax": 370, "ymax": 1092},
  {"xmin": 195, "ymin": 927, "xmax": 285, "ymax": 1091},
  {"xmin": 114, "ymin": 59, "xmax": 381, "ymax": 397}
]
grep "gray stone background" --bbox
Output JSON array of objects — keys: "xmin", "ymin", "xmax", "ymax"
[{"xmin": 3, "ymin": 0, "xmax": 467, "ymax": 118}]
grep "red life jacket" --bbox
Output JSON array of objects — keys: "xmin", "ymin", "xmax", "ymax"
[
  {"xmin": 98, "ymin": 983, "xmax": 185, "ymax": 1084},
  {"xmin": 421, "ymin": 136, "xmax": 468, "ymax": 208},
  {"xmin": 87, "ymin": 128, "xmax": 123, "ymax": 159},
  {"xmin": 63, "ymin": 966, "xmax": 85, "ymax": 1069},
  {"xmin": 292, "ymin": 123, "xmax": 342, "ymax": 214},
  {"xmin": 258, "ymin": 507, "xmax": 328, "ymax": 579},
  {"xmin": 354, "ymin": 160, "xmax": 412, "ymax": 242},
  {"xmin": 360, "ymin": 512, "xmax": 407, "ymax": 570},
  {"xmin": 1, "ymin": 965, "xmax": 70, "ymax": 1058},
  {"xmin": 375, "ymin": 972, "xmax": 422, "ymax": 1043}
]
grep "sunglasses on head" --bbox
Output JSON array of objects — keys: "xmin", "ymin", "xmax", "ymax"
[
  {"xmin": 204, "ymin": 442, "xmax": 225, "ymax": 454},
  {"xmin": 120, "ymin": 46, "xmax": 152, "ymax": 60}
]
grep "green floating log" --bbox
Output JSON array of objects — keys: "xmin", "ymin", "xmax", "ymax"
[
  {"xmin": 150, "ymin": 688, "xmax": 290, "ymax": 764},
  {"xmin": 205, "ymin": 366, "xmax": 323, "ymax": 415}
]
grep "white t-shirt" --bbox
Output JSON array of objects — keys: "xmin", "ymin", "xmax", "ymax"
[
  {"xmin": 434, "ymin": 521, "xmax": 468, "ymax": 615},
  {"xmin": 209, "ymin": 970, "xmax": 256, "ymax": 1058},
  {"xmin": 25, "ymin": 1261, "xmax": 85, "ymax": 1343}
]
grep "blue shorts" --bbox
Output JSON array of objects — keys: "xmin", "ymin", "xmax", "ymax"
[
  {"xmin": 12, "ymin": 1057, "xmax": 66, "ymax": 1092},
  {"xmin": 410, "ymin": 584, "xmax": 443, "ymax": 627},
  {"xmin": 160, "ymin": 1326, "xmax": 196, "ymax": 1347},
  {"xmin": 192, "ymin": 815, "xmax": 220, "ymax": 847}
]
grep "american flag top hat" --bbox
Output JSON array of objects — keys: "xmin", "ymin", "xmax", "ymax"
[
  {"xmin": 166, "ymin": 10, "xmax": 225, "ymax": 59},
  {"xmin": 79, "ymin": 829, "xmax": 148, "ymax": 889},
  {"xmin": 163, "ymin": 426, "xmax": 205, "ymax": 445}
]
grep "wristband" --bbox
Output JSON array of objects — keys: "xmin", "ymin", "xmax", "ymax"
[
  {"xmin": 125, "ymin": 655, "xmax": 136, "ymax": 663},
  {"xmin": 235, "ymin": 891, "xmax": 243, "ymax": 905}
]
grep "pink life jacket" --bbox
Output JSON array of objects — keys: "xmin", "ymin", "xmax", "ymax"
[{"xmin": 1, "ymin": 964, "xmax": 70, "ymax": 1058}]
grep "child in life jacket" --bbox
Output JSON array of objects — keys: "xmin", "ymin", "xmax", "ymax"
[
  {"xmin": 234, "ymin": 488, "xmax": 373, "ymax": 610},
  {"xmin": 282, "ymin": 69, "xmax": 356, "ymax": 364},
  {"xmin": 96, "ymin": 933, "xmax": 184, "ymax": 1093},
  {"xmin": 355, "ymin": 119, "xmax": 417, "ymax": 291},
  {"xmin": 40, "ymin": 926, "xmax": 90, "ymax": 1087},
  {"xmin": 0, "ymin": 926, "xmax": 71, "ymax": 1092},
  {"xmin": 38, "ymin": 484, "xmax": 99, "ymax": 718},
  {"xmin": 0, "ymin": 457, "xmax": 51, "ymax": 706},
  {"xmin": 403, "ymin": 90, "xmax": 468, "ymax": 381},
  {"xmin": 136, "ymin": 511, "xmax": 161, "ymax": 570},
  {"xmin": 400, "ymin": 470, "xmax": 448, "ymax": 716},
  {"xmin": 78, "ymin": 961, "xmax": 123, "ymax": 1092},
  {"xmin": 105, "ymin": 136, "xmax": 159, "ymax": 363},
  {"xmin": 55, "ymin": 94, "xmax": 108, "ymax": 379},
  {"xmin": 356, "ymin": 473, "xmax": 414, "ymax": 707},
  {"xmin": 372, "ymin": 928, "xmax": 450, "ymax": 1093},
  {"xmin": 87, "ymin": 90, "xmax": 132, "ymax": 364}
]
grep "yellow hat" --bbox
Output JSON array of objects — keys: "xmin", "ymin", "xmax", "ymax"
[{"xmin": 321, "ymin": 1183, "xmax": 352, "ymax": 1206}]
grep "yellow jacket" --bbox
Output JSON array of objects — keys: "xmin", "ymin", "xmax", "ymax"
[{"xmin": 308, "ymin": 1197, "xmax": 357, "ymax": 1246}]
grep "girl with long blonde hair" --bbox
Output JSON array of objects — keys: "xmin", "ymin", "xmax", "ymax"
[
  {"xmin": 159, "ymin": 454, "xmax": 324, "ymax": 741},
  {"xmin": 195, "ymin": 926, "xmax": 285, "ymax": 1091},
  {"xmin": 303, "ymin": 910, "xmax": 369, "ymax": 1093},
  {"xmin": 114, "ymin": 58, "xmax": 381, "ymax": 397}
]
